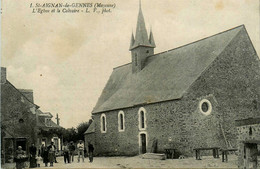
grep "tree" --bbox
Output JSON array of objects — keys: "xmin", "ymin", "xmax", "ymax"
[{"xmin": 60, "ymin": 119, "xmax": 92, "ymax": 143}]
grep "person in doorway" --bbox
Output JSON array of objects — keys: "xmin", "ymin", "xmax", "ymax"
[
  {"xmin": 77, "ymin": 140, "xmax": 84, "ymax": 162},
  {"xmin": 47, "ymin": 142, "xmax": 56, "ymax": 167},
  {"xmin": 68, "ymin": 141, "xmax": 76, "ymax": 162},
  {"xmin": 62, "ymin": 142, "xmax": 70, "ymax": 164},
  {"xmin": 29, "ymin": 143, "xmax": 37, "ymax": 168},
  {"xmin": 88, "ymin": 142, "xmax": 94, "ymax": 163},
  {"xmin": 15, "ymin": 146, "xmax": 26, "ymax": 169}
]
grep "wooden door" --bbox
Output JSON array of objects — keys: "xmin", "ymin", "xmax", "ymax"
[
  {"xmin": 244, "ymin": 143, "xmax": 258, "ymax": 169},
  {"xmin": 140, "ymin": 134, "xmax": 146, "ymax": 154}
]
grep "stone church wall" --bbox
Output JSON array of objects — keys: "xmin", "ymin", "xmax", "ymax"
[{"xmin": 185, "ymin": 28, "xmax": 260, "ymax": 151}]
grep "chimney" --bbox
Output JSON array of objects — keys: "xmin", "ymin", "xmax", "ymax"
[
  {"xmin": 1, "ymin": 67, "xmax": 6, "ymax": 84},
  {"xmin": 18, "ymin": 89, "xmax": 34, "ymax": 103}
]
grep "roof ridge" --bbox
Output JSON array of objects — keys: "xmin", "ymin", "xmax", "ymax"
[
  {"xmin": 147, "ymin": 25, "xmax": 245, "ymax": 59},
  {"xmin": 5, "ymin": 80, "xmax": 39, "ymax": 108},
  {"xmin": 113, "ymin": 62, "xmax": 132, "ymax": 70},
  {"xmin": 113, "ymin": 25, "xmax": 244, "ymax": 71}
]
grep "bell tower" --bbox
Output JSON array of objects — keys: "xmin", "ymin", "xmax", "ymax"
[{"xmin": 129, "ymin": 1, "xmax": 156, "ymax": 73}]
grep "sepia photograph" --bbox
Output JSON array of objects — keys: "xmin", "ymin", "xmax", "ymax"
[{"xmin": 1, "ymin": 0, "xmax": 260, "ymax": 168}]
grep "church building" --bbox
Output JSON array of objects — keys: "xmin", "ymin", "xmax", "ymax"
[{"xmin": 85, "ymin": 3, "xmax": 260, "ymax": 156}]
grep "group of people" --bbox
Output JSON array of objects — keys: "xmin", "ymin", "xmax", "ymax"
[
  {"xmin": 39, "ymin": 141, "xmax": 58, "ymax": 167},
  {"xmin": 14, "ymin": 143, "xmax": 40, "ymax": 169},
  {"xmin": 62, "ymin": 140, "xmax": 94, "ymax": 164},
  {"xmin": 15, "ymin": 140, "xmax": 94, "ymax": 168}
]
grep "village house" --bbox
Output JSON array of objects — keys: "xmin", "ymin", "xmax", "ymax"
[
  {"xmin": 1, "ymin": 67, "xmax": 39, "ymax": 162},
  {"xmin": 37, "ymin": 110, "xmax": 62, "ymax": 152},
  {"xmin": 1, "ymin": 67, "xmax": 62, "ymax": 163},
  {"xmin": 85, "ymin": 3, "xmax": 260, "ymax": 157},
  {"xmin": 236, "ymin": 118, "xmax": 260, "ymax": 168}
]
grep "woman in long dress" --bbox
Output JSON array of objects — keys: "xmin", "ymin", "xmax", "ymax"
[
  {"xmin": 47, "ymin": 142, "xmax": 56, "ymax": 167},
  {"xmin": 42, "ymin": 146, "xmax": 49, "ymax": 167},
  {"xmin": 15, "ymin": 146, "xmax": 26, "ymax": 169}
]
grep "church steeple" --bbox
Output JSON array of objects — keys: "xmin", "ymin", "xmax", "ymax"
[
  {"xmin": 130, "ymin": 1, "xmax": 154, "ymax": 50},
  {"xmin": 130, "ymin": 1, "xmax": 156, "ymax": 73},
  {"xmin": 130, "ymin": 32, "xmax": 135, "ymax": 50},
  {"xmin": 149, "ymin": 28, "xmax": 156, "ymax": 48}
]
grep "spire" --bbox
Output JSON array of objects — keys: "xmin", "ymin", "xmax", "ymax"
[
  {"xmin": 149, "ymin": 28, "xmax": 156, "ymax": 48},
  {"xmin": 130, "ymin": 0, "xmax": 152, "ymax": 50},
  {"xmin": 129, "ymin": 32, "xmax": 135, "ymax": 50}
]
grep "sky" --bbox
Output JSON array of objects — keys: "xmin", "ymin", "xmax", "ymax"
[{"xmin": 2, "ymin": 0, "xmax": 260, "ymax": 128}]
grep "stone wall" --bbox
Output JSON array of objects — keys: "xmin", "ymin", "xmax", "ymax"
[
  {"xmin": 84, "ymin": 133, "xmax": 95, "ymax": 150},
  {"xmin": 92, "ymin": 96, "xmax": 225, "ymax": 157},
  {"xmin": 185, "ymin": 28, "xmax": 260, "ymax": 150},
  {"xmin": 1, "ymin": 67, "xmax": 6, "ymax": 84},
  {"xmin": 236, "ymin": 121, "xmax": 260, "ymax": 168}
]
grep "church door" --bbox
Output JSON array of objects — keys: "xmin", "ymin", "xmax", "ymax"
[
  {"xmin": 140, "ymin": 134, "xmax": 146, "ymax": 154},
  {"xmin": 244, "ymin": 143, "xmax": 258, "ymax": 169}
]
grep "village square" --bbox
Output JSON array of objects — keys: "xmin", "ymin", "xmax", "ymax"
[{"xmin": 1, "ymin": 0, "xmax": 260, "ymax": 169}]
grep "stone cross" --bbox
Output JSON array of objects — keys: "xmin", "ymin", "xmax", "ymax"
[{"xmin": 55, "ymin": 113, "xmax": 60, "ymax": 126}]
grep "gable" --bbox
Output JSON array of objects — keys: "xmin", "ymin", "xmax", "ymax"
[
  {"xmin": 184, "ymin": 27, "xmax": 260, "ymax": 112},
  {"xmin": 92, "ymin": 26, "xmax": 245, "ymax": 114}
]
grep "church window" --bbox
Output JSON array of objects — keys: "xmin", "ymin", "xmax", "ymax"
[
  {"xmin": 146, "ymin": 50, "xmax": 149, "ymax": 53},
  {"xmin": 202, "ymin": 102, "xmax": 208, "ymax": 112},
  {"xmin": 135, "ymin": 54, "xmax": 137, "ymax": 66},
  {"xmin": 249, "ymin": 127, "xmax": 252, "ymax": 136},
  {"xmin": 100, "ymin": 113, "xmax": 107, "ymax": 133},
  {"xmin": 118, "ymin": 111, "xmax": 125, "ymax": 132},
  {"xmin": 19, "ymin": 118, "xmax": 24, "ymax": 123},
  {"xmin": 138, "ymin": 107, "xmax": 147, "ymax": 130},
  {"xmin": 199, "ymin": 99, "xmax": 212, "ymax": 115},
  {"xmin": 252, "ymin": 100, "xmax": 258, "ymax": 110}
]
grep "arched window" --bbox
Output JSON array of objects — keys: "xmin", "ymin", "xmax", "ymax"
[
  {"xmin": 118, "ymin": 111, "xmax": 125, "ymax": 132},
  {"xmin": 138, "ymin": 107, "xmax": 147, "ymax": 130},
  {"xmin": 100, "ymin": 113, "xmax": 107, "ymax": 133}
]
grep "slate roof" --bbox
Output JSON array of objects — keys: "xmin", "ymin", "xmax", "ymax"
[
  {"xmin": 84, "ymin": 122, "xmax": 95, "ymax": 134},
  {"xmin": 92, "ymin": 25, "xmax": 244, "ymax": 114},
  {"xmin": 37, "ymin": 109, "xmax": 61, "ymax": 128},
  {"xmin": 3, "ymin": 80, "xmax": 39, "ymax": 109}
]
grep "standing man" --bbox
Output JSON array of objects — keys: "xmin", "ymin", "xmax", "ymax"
[
  {"xmin": 88, "ymin": 142, "xmax": 94, "ymax": 163},
  {"xmin": 47, "ymin": 142, "xmax": 56, "ymax": 167},
  {"xmin": 77, "ymin": 140, "xmax": 84, "ymax": 162},
  {"xmin": 62, "ymin": 142, "xmax": 70, "ymax": 164},
  {"xmin": 29, "ymin": 143, "xmax": 37, "ymax": 168},
  {"xmin": 68, "ymin": 141, "xmax": 76, "ymax": 162}
]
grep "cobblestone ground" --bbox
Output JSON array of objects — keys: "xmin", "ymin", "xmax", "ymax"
[{"xmin": 2, "ymin": 155, "xmax": 238, "ymax": 169}]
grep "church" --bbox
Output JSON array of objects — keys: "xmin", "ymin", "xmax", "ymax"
[{"xmin": 84, "ymin": 3, "xmax": 260, "ymax": 156}]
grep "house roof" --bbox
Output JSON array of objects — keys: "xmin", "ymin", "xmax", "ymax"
[
  {"xmin": 92, "ymin": 25, "xmax": 245, "ymax": 114},
  {"xmin": 84, "ymin": 122, "xmax": 95, "ymax": 134},
  {"xmin": 37, "ymin": 109, "xmax": 61, "ymax": 128},
  {"xmin": 4, "ymin": 80, "xmax": 39, "ymax": 109}
]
